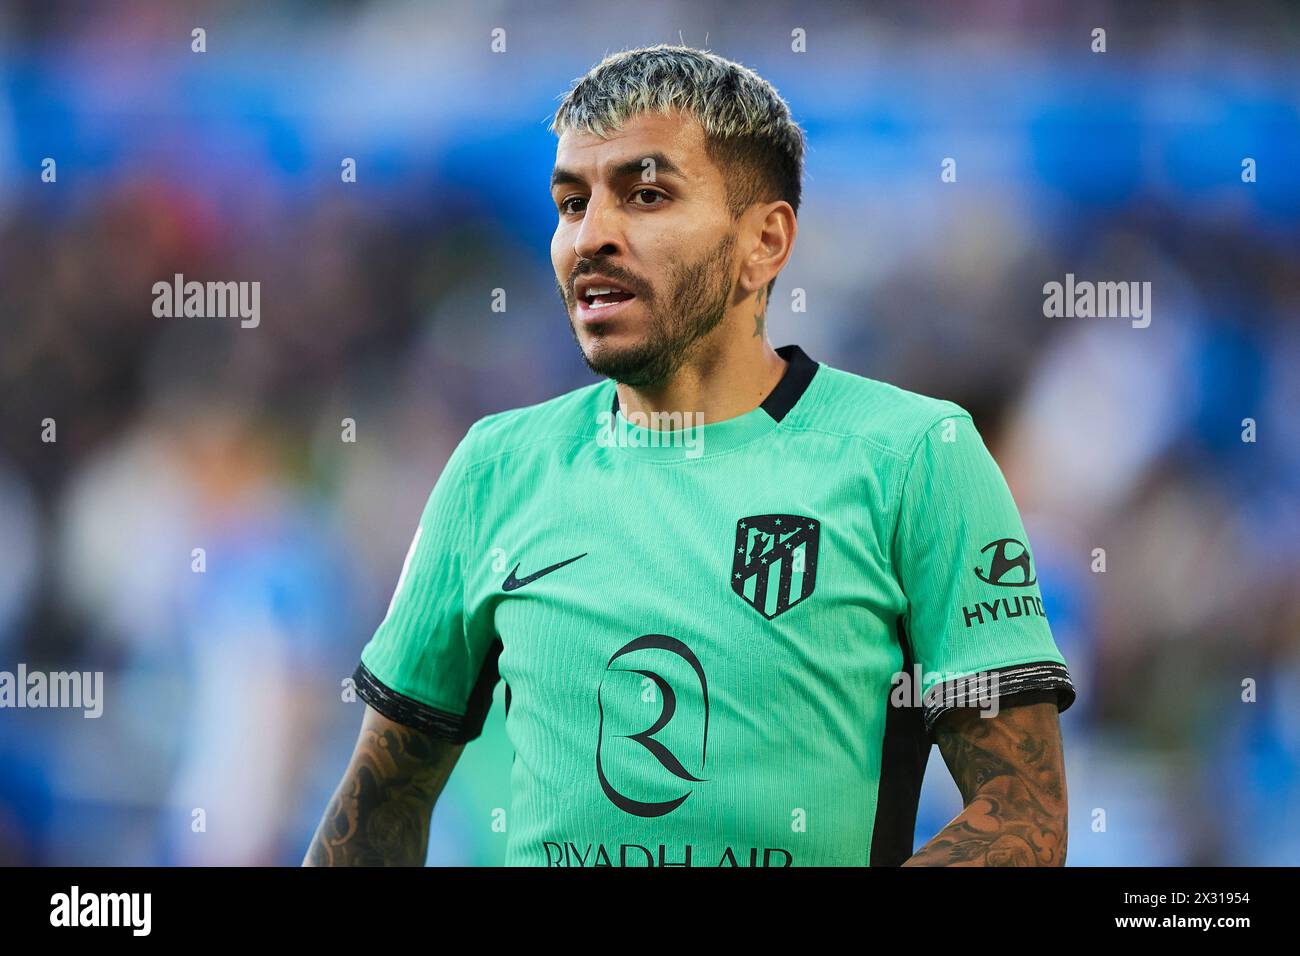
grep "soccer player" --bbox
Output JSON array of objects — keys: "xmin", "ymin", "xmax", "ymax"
[{"xmin": 305, "ymin": 45, "xmax": 1075, "ymax": 867}]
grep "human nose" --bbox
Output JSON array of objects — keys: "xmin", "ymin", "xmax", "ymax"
[{"xmin": 572, "ymin": 191, "xmax": 624, "ymax": 261}]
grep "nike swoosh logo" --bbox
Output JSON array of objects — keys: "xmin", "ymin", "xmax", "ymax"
[{"xmin": 501, "ymin": 553, "xmax": 588, "ymax": 591}]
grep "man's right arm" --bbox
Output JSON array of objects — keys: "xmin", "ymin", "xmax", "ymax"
[{"xmin": 303, "ymin": 704, "xmax": 464, "ymax": 866}]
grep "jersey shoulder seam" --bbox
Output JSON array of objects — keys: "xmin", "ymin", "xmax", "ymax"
[
  {"xmin": 462, "ymin": 430, "xmax": 593, "ymax": 473},
  {"xmin": 886, "ymin": 408, "xmax": 978, "ymax": 586},
  {"xmin": 459, "ymin": 382, "xmax": 608, "ymax": 468},
  {"xmin": 774, "ymin": 423, "xmax": 913, "ymax": 461}
]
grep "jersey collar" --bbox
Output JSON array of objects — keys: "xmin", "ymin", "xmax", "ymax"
[
  {"xmin": 605, "ymin": 344, "xmax": 821, "ymax": 461},
  {"xmin": 610, "ymin": 344, "xmax": 819, "ymax": 422}
]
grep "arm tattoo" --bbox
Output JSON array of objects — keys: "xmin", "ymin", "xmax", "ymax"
[
  {"xmin": 904, "ymin": 701, "xmax": 1067, "ymax": 867},
  {"xmin": 305, "ymin": 714, "xmax": 462, "ymax": 866}
]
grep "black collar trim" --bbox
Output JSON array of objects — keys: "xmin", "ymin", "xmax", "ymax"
[{"xmin": 609, "ymin": 344, "xmax": 819, "ymax": 424}]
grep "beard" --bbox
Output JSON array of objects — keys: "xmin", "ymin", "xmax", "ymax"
[{"xmin": 560, "ymin": 230, "xmax": 737, "ymax": 389}]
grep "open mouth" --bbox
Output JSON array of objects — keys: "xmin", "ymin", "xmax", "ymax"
[
  {"xmin": 580, "ymin": 286, "xmax": 637, "ymax": 310},
  {"xmin": 574, "ymin": 277, "xmax": 640, "ymax": 321}
]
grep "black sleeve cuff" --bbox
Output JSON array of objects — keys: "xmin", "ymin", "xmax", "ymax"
[
  {"xmin": 923, "ymin": 661, "xmax": 1076, "ymax": 734},
  {"xmin": 352, "ymin": 662, "xmax": 477, "ymax": 742}
]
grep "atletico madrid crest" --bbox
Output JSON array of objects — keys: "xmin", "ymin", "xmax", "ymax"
[{"xmin": 730, "ymin": 514, "xmax": 820, "ymax": 619}]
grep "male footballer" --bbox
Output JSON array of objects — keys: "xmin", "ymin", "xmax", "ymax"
[{"xmin": 305, "ymin": 45, "xmax": 1075, "ymax": 867}]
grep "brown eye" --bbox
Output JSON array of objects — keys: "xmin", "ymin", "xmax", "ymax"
[
  {"xmin": 560, "ymin": 196, "xmax": 587, "ymax": 215},
  {"xmin": 631, "ymin": 188, "xmax": 665, "ymax": 206}
]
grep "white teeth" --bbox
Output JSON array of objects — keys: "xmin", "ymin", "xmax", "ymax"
[{"xmin": 581, "ymin": 284, "xmax": 633, "ymax": 307}]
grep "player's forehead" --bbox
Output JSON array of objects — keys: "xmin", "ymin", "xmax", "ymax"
[{"xmin": 552, "ymin": 108, "xmax": 714, "ymax": 185}]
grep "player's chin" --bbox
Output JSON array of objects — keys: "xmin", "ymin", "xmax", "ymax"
[
  {"xmin": 575, "ymin": 314, "xmax": 644, "ymax": 354},
  {"xmin": 579, "ymin": 333, "xmax": 655, "ymax": 381}
]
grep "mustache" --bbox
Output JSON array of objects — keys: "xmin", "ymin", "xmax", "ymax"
[{"xmin": 567, "ymin": 262, "xmax": 650, "ymax": 301}]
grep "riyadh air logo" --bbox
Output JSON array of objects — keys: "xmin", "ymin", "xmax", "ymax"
[
  {"xmin": 731, "ymin": 514, "xmax": 819, "ymax": 619},
  {"xmin": 973, "ymin": 537, "xmax": 1037, "ymax": 587},
  {"xmin": 595, "ymin": 634, "xmax": 709, "ymax": 818}
]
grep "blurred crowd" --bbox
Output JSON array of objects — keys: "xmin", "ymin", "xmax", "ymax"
[{"xmin": 0, "ymin": 0, "xmax": 1297, "ymax": 864}]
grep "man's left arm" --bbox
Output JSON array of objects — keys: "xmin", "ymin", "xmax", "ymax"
[{"xmin": 904, "ymin": 696, "xmax": 1067, "ymax": 866}]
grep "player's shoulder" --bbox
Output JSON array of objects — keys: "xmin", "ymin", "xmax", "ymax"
[
  {"xmin": 455, "ymin": 378, "xmax": 609, "ymax": 465},
  {"xmin": 793, "ymin": 357, "xmax": 974, "ymax": 460}
]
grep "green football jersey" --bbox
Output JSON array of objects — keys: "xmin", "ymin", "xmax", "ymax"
[{"xmin": 354, "ymin": 344, "xmax": 1075, "ymax": 866}]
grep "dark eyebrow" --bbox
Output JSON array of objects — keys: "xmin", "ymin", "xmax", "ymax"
[{"xmin": 550, "ymin": 151, "xmax": 686, "ymax": 190}]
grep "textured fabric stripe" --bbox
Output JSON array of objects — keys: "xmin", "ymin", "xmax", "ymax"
[
  {"xmin": 352, "ymin": 661, "xmax": 470, "ymax": 741},
  {"xmin": 923, "ymin": 661, "xmax": 1076, "ymax": 733}
]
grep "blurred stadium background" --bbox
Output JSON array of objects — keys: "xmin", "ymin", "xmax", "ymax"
[{"xmin": 1, "ymin": 0, "xmax": 1298, "ymax": 865}]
